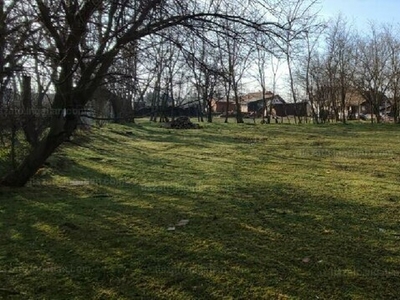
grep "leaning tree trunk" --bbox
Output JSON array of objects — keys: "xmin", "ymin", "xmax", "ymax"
[
  {"xmin": 0, "ymin": 62, "xmax": 106, "ymax": 187},
  {"xmin": 1, "ymin": 105, "xmax": 78, "ymax": 187}
]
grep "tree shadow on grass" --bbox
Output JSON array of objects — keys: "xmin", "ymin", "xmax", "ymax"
[
  {"xmin": 1, "ymin": 122, "xmax": 399, "ymax": 299},
  {"xmin": 0, "ymin": 162, "xmax": 399, "ymax": 299}
]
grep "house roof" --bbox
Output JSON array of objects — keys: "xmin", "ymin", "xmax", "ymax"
[
  {"xmin": 345, "ymin": 90, "xmax": 392, "ymax": 107},
  {"xmin": 240, "ymin": 92, "xmax": 286, "ymax": 105},
  {"xmin": 346, "ymin": 91, "xmax": 365, "ymax": 106},
  {"xmin": 214, "ymin": 99, "xmax": 236, "ymax": 104},
  {"xmin": 240, "ymin": 91, "xmax": 274, "ymax": 103}
]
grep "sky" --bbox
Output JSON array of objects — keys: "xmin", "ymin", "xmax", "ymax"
[
  {"xmin": 318, "ymin": 0, "xmax": 400, "ymax": 33},
  {"xmin": 242, "ymin": 0, "xmax": 400, "ymax": 97},
  {"xmin": 245, "ymin": 0, "xmax": 400, "ymax": 96}
]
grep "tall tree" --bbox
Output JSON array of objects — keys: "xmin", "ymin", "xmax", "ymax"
[
  {"xmin": 384, "ymin": 24, "xmax": 400, "ymax": 123},
  {"xmin": 185, "ymin": 34, "xmax": 221, "ymax": 123},
  {"xmin": 278, "ymin": 0, "xmax": 319, "ymax": 124},
  {"xmin": 217, "ymin": 20, "xmax": 252, "ymax": 124},
  {"xmin": 1, "ymin": 0, "xmax": 318, "ymax": 187},
  {"xmin": 354, "ymin": 24, "xmax": 391, "ymax": 123},
  {"xmin": 252, "ymin": 31, "xmax": 272, "ymax": 123},
  {"xmin": 324, "ymin": 15, "xmax": 356, "ymax": 124}
]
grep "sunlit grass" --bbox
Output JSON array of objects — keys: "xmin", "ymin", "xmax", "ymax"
[{"xmin": 0, "ymin": 120, "xmax": 399, "ymax": 299}]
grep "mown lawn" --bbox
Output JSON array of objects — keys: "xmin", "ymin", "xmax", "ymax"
[{"xmin": 0, "ymin": 120, "xmax": 399, "ymax": 299}]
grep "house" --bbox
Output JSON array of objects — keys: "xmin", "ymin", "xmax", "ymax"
[
  {"xmin": 241, "ymin": 91, "xmax": 310, "ymax": 118},
  {"xmin": 239, "ymin": 91, "xmax": 286, "ymax": 117},
  {"xmin": 33, "ymin": 88, "xmax": 133, "ymax": 125},
  {"xmin": 211, "ymin": 91, "xmax": 275, "ymax": 114},
  {"xmin": 309, "ymin": 89, "xmax": 380, "ymax": 121},
  {"xmin": 246, "ymin": 95, "xmax": 286, "ymax": 116},
  {"xmin": 241, "ymin": 91, "xmax": 271, "ymax": 114},
  {"xmin": 211, "ymin": 91, "xmax": 291, "ymax": 117},
  {"xmin": 273, "ymin": 101, "xmax": 311, "ymax": 117},
  {"xmin": 360, "ymin": 99, "xmax": 391, "ymax": 115},
  {"xmin": 211, "ymin": 99, "xmax": 236, "ymax": 113},
  {"xmin": 345, "ymin": 91, "xmax": 364, "ymax": 119},
  {"xmin": 342, "ymin": 90, "xmax": 392, "ymax": 120}
]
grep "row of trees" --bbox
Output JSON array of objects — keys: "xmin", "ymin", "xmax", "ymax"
[
  {"xmin": 296, "ymin": 16, "xmax": 400, "ymax": 124},
  {"xmin": 2, "ymin": 1, "xmax": 399, "ymax": 187},
  {"xmin": 101, "ymin": 12, "xmax": 400, "ymax": 127},
  {"xmin": 0, "ymin": 0, "xmax": 318, "ymax": 187}
]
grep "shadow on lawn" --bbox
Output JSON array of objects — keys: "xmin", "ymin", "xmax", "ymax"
[
  {"xmin": 0, "ymin": 164, "xmax": 399, "ymax": 299},
  {"xmin": 0, "ymin": 122, "xmax": 399, "ymax": 299}
]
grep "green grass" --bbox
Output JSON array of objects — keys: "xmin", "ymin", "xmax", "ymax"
[{"xmin": 1, "ymin": 120, "xmax": 399, "ymax": 299}]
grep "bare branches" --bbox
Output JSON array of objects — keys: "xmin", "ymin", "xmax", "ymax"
[{"xmin": 0, "ymin": 0, "xmax": 323, "ymax": 186}]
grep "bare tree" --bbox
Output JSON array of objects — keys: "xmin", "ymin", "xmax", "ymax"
[
  {"xmin": 324, "ymin": 15, "xmax": 356, "ymax": 123},
  {"xmin": 218, "ymin": 22, "xmax": 252, "ymax": 123},
  {"xmin": 278, "ymin": 0, "xmax": 319, "ymax": 124},
  {"xmin": 303, "ymin": 29, "xmax": 321, "ymax": 123},
  {"xmin": 384, "ymin": 24, "xmax": 400, "ymax": 123},
  {"xmin": 0, "ymin": 1, "xmax": 36, "ymax": 172},
  {"xmin": 293, "ymin": 20, "xmax": 325, "ymax": 124},
  {"xmin": 354, "ymin": 23, "xmax": 391, "ymax": 123},
  {"xmin": 184, "ymin": 32, "xmax": 221, "ymax": 123},
  {"xmin": 1, "ymin": 0, "xmax": 319, "ymax": 187},
  {"xmin": 252, "ymin": 31, "xmax": 272, "ymax": 123}
]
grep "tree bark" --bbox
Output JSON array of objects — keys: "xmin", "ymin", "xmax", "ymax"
[
  {"xmin": 1, "ymin": 111, "xmax": 78, "ymax": 187},
  {"xmin": 234, "ymin": 89, "xmax": 244, "ymax": 123},
  {"xmin": 22, "ymin": 76, "xmax": 40, "ymax": 146},
  {"xmin": 207, "ymin": 100, "xmax": 212, "ymax": 122}
]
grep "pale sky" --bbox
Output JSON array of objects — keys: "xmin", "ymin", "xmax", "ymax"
[
  {"xmin": 318, "ymin": 0, "xmax": 400, "ymax": 33},
  {"xmin": 244, "ymin": 0, "xmax": 400, "ymax": 97}
]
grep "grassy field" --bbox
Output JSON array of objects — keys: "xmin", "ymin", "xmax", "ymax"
[{"xmin": 0, "ymin": 120, "xmax": 399, "ymax": 299}]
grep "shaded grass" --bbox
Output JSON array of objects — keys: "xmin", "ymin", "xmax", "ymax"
[{"xmin": 0, "ymin": 121, "xmax": 399, "ymax": 299}]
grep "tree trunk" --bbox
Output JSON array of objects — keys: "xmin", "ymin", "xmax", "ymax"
[
  {"xmin": 233, "ymin": 89, "xmax": 243, "ymax": 123},
  {"xmin": 0, "ymin": 58, "xmax": 103, "ymax": 187},
  {"xmin": 198, "ymin": 103, "xmax": 203, "ymax": 122},
  {"xmin": 341, "ymin": 97, "xmax": 346, "ymax": 124},
  {"xmin": 235, "ymin": 104, "xmax": 243, "ymax": 123},
  {"xmin": 261, "ymin": 89, "xmax": 266, "ymax": 123},
  {"xmin": 1, "ymin": 113, "xmax": 78, "ymax": 187},
  {"xmin": 22, "ymin": 76, "xmax": 39, "ymax": 146},
  {"xmin": 224, "ymin": 94, "xmax": 229, "ymax": 123},
  {"xmin": 207, "ymin": 100, "xmax": 212, "ymax": 123},
  {"xmin": 10, "ymin": 123, "xmax": 17, "ymax": 170}
]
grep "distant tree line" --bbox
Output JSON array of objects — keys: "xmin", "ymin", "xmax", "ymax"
[
  {"xmin": 295, "ymin": 15, "xmax": 400, "ymax": 124},
  {"xmin": 4, "ymin": 1, "xmax": 399, "ymax": 188},
  {"xmin": 0, "ymin": 0, "xmax": 318, "ymax": 186}
]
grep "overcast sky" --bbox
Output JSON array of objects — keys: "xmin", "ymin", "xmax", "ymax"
[{"xmin": 318, "ymin": 0, "xmax": 399, "ymax": 33}]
